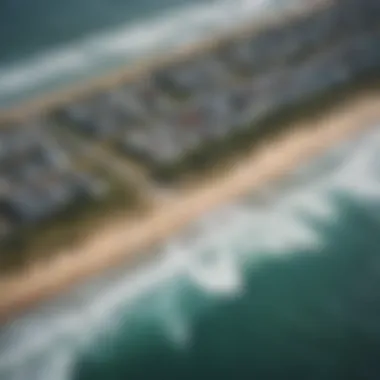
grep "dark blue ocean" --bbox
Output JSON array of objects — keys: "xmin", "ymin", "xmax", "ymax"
[
  {"xmin": 1, "ymin": 122, "xmax": 380, "ymax": 380},
  {"xmin": 1, "ymin": 1, "xmax": 380, "ymax": 380}
]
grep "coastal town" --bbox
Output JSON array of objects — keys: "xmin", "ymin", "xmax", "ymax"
[
  {"xmin": 0, "ymin": 0, "xmax": 379, "ymax": 317},
  {"xmin": 53, "ymin": 0, "xmax": 380, "ymax": 182}
]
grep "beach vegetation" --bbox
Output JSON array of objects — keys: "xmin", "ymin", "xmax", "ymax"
[{"xmin": 0, "ymin": 168, "xmax": 143, "ymax": 275}]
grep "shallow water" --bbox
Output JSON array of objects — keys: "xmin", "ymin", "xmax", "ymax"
[
  {"xmin": 0, "ymin": 0, "xmax": 299, "ymax": 107},
  {"xmin": 1, "ymin": 123, "xmax": 380, "ymax": 380},
  {"xmin": 2, "ymin": 1, "xmax": 380, "ymax": 378}
]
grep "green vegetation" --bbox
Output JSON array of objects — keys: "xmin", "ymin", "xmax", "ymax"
[
  {"xmin": 153, "ymin": 76, "xmax": 192, "ymax": 102},
  {"xmin": 150, "ymin": 69, "xmax": 380, "ymax": 184},
  {"xmin": 0, "ymin": 168, "xmax": 144, "ymax": 276}
]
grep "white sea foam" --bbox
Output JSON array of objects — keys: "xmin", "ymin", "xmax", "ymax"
[{"xmin": 1, "ymin": 124, "xmax": 379, "ymax": 380}]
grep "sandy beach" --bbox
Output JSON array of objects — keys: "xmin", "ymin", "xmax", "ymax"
[
  {"xmin": 0, "ymin": 0, "xmax": 377, "ymax": 324},
  {"xmin": 0, "ymin": 88, "xmax": 379, "ymax": 323}
]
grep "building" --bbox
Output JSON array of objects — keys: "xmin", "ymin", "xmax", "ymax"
[{"xmin": 0, "ymin": 121, "xmax": 110, "ymax": 237}]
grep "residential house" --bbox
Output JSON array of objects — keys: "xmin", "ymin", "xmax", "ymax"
[
  {"xmin": 154, "ymin": 55, "xmax": 231, "ymax": 98},
  {"xmin": 72, "ymin": 171, "xmax": 109, "ymax": 200}
]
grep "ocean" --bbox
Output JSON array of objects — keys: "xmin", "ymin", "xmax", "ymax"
[
  {"xmin": 1, "ymin": 1, "xmax": 380, "ymax": 379},
  {"xmin": 0, "ymin": 0, "xmax": 300, "ymax": 107},
  {"xmin": 1, "ymin": 122, "xmax": 380, "ymax": 380}
]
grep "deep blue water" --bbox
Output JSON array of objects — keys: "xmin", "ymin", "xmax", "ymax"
[
  {"xmin": 73, "ymin": 126, "xmax": 380, "ymax": 380},
  {"xmin": 1, "ymin": 1, "xmax": 380, "ymax": 379},
  {"xmin": 1, "ymin": 123, "xmax": 380, "ymax": 380}
]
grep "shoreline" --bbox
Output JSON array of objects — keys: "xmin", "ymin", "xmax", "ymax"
[
  {"xmin": 0, "ymin": 0, "xmax": 329, "ymax": 124},
  {"xmin": 0, "ymin": 89, "xmax": 379, "ymax": 323}
]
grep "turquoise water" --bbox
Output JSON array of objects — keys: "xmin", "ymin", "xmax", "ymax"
[
  {"xmin": 1, "ymin": 124, "xmax": 380, "ymax": 380},
  {"xmin": 2, "ymin": 1, "xmax": 380, "ymax": 379}
]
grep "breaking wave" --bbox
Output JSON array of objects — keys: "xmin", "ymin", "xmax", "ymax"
[{"xmin": 1, "ymin": 122, "xmax": 379, "ymax": 380}]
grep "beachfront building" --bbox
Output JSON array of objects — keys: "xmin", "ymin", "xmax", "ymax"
[
  {"xmin": 0, "ymin": 121, "xmax": 110, "ymax": 240},
  {"xmin": 61, "ymin": 96, "xmax": 129, "ymax": 139},
  {"xmin": 216, "ymin": 0, "xmax": 380, "ymax": 80},
  {"xmin": 52, "ymin": 0, "xmax": 380, "ymax": 183},
  {"xmin": 120, "ymin": 123, "xmax": 185, "ymax": 166},
  {"xmin": 0, "ymin": 0, "xmax": 378, "ymax": 279},
  {"xmin": 129, "ymin": 77, "xmax": 176, "ymax": 117},
  {"xmin": 153, "ymin": 54, "xmax": 233, "ymax": 99},
  {"xmin": 216, "ymin": 20, "xmax": 306, "ymax": 77},
  {"xmin": 59, "ymin": 77, "xmax": 177, "ymax": 141},
  {"xmin": 117, "ymin": 87, "xmax": 247, "ymax": 170},
  {"xmin": 0, "ymin": 215, "xmax": 12, "ymax": 240}
]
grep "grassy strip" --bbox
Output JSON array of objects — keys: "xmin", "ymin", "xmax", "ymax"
[
  {"xmin": 0, "ymin": 168, "xmax": 144, "ymax": 276},
  {"xmin": 149, "ymin": 69, "xmax": 380, "ymax": 183},
  {"xmin": 156, "ymin": 2, "xmax": 380, "ymax": 94}
]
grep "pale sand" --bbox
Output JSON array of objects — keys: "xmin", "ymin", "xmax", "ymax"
[
  {"xmin": 0, "ymin": 0, "xmax": 330, "ymax": 124},
  {"xmin": 0, "ymin": 90, "xmax": 379, "ymax": 322}
]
